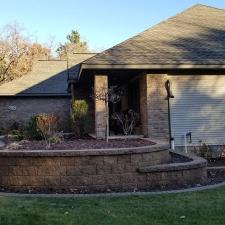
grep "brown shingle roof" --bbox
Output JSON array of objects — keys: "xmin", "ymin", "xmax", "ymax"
[
  {"xmin": 0, "ymin": 53, "xmax": 96, "ymax": 95},
  {"xmin": 68, "ymin": 53, "xmax": 96, "ymax": 80},
  {"xmin": 0, "ymin": 60, "xmax": 69, "ymax": 96},
  {"xmin": 82, "ymin": 4, "xmax": 225, "ymax": 67}
]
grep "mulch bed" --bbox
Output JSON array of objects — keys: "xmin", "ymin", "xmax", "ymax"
[
  {"xmin": 208, "ymin": 169, "xmax": 225, "ymax": 185},
  {"xmin": 168, "ymin": 152, "xmax": 192, "ymax": 164},
  {"xmin": 208, "ymin": 158, "xmax": 225, "ymax": 167},
  {"xmin": 5, "ymin": 138, "xmax": 155, "ymax": 150}
]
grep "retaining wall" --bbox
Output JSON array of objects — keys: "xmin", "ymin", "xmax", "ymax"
[{"xmin": 0, "ymin": 144, "xmax": 207, "ymax": 193}]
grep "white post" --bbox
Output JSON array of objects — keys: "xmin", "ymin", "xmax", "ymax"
[
  {"xmin": 184, "ymin": 132, "xmax": 188, "ymax": 153},
  {"xmin": 171, "ymin": 139, "xmax": 175, "ymax": 151}
]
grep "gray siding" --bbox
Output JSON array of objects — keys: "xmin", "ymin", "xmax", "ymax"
[{"xmin": 169, "ymin": 75, "xmax": 225, "ymax": 146}]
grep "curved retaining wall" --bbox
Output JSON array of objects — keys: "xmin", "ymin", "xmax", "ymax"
[
  {"xmin": 0, "ymin": 144, "xmax": 207, "ymax": 193},
  {"xmin": 139, "ymin": 151, "xmax": 208, "ymax": 189}
]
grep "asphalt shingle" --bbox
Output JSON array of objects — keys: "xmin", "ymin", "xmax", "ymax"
[
  {"xmin": 0, "ymin": 53, "xmax": 96, "ymax": 95},
  {"xmin": 82, "ymin": 4, "xmax": 225, "ymax": 66}
]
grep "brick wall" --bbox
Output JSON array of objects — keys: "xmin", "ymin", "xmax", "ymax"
[
  {"xmin": 94, "ymin": 75, "xmax": 108, "ymax": 139},
  {"xmin": 0, "ymin": 97, "xmax": 71, "ymax": 130},
  {"xmin": 139, "ymin": 74, "xmax": 169, "ymax": 141}
]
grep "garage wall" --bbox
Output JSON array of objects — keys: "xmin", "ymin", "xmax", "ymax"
[
  {"xmin": 0, "ymin": 96, "xmax": 71, "ymax": 131},
  {"xmin": 169, "ymin": 75, "xmax": 225, "ymax": 146}
]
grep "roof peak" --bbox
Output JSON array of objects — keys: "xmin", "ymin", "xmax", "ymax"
[{"xmin": 189, "ymin": 3, "xmax": 225, "ymax": 11}]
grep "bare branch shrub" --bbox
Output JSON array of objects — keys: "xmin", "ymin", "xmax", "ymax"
[
  {"xmin": 36, "ymin": 113, "xmax": 60, "ymax": 149},
  {"xmin": 112, "ymin": 109, "xmax": 139, "ymax": 135}
]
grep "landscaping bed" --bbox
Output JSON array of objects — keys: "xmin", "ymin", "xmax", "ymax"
[
  {"xmin": 208, "ymin": 169, "xmax": 225, "ymax": 185},
  {"xmin": 207, "ymin": 158, "xmax": 225, "ymax": 167},
  {"xmin": 5, "ymin": 138, "xmax": 155, "ymax": 150}
]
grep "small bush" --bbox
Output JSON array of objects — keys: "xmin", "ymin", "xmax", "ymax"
[
  {"xmin": 36, "ymin": 113, "xmax": 60, "ymax": 148},
  {"xmin": 111, "ymin": 109, "xmax": 139, "ymax": 135},
  {"xmin": 7, "ymin": 120, "xmax": 24, "ymax": 141},
  {"xmin": 71, "ymin": 100, "xmax": 91, "ymax": 137},
  {"xmin": 8, "ymin": 130, "xmax": 24, "ymax": 141},
  {"xmin": 8, "ymin": 120, "xmax": 20, "ymax": 132},
  {"xmin": 23, "ymin": 116, "xmax": 42, "ymax": 140},
  {"xmin": 49, "ymin": 132, "xmax": 64, "ymax": 145},
  {"xmin": 193, "ymin": 143, "xmax": 212, "ymax": 159}
]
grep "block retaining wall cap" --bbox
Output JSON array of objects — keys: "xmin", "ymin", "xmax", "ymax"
[
  {"xmin": 0, "ymin": 143, "xmax": 169, "ymax": 157},
  {"xmin": 139, "ymin": 151, "xmax": 208, "ymax": 173}
]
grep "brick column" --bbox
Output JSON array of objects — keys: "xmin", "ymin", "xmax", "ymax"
[
  {"xmin": 139, "ymin": 74, "xmax": 169, "ymax": 141},
  {"xmin": 94, "ymin": 75, "xmax": 108, "ymax": 139},
  {"xmin": 139, "ymin": 74, "xmax": 149, "ymax": 137}
]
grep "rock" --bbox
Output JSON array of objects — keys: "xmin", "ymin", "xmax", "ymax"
[
  {"xmin": 6, "ymin": 142, "xmax": 21, "ymax": 150},
  {"xmin": 180, "ymin": 216, "xmax": 186, "ymax": 219},
  {"xmin": 0, "ymin": 140, "xmax": 5, "ymax": 149}
]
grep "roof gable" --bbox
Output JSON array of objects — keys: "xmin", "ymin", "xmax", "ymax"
[{"xmin": 82, "ymin": 4, "xmax": 225, "ymax": 67}]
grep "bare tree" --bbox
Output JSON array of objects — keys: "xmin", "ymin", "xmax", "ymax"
[
  {"xmin": 91, "ymin": 86, "xmax": 123, "ymax": 143},
  {"xmin": 0, "ymin": 23, "xmax": 51, "ymax": 84},
  {"xmin": 45, "ymin": 35, "xmax": 57, "ymax": 59}
]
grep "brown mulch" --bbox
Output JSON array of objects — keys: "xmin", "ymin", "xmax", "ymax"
[
  {"xmin": 208, "ymin": 158, "xmax": 225, "ymax": 167},
  {"xmin": 6, "ymin": 138, "xmax": 155, "ymax": 151}
]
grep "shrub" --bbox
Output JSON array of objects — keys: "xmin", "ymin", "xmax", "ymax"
[
  {"xmin": 111, "ymin": 109, "xmax": 139, "ymax": 135},
  {"xmin": 71, "ymin": 100, "xmax": 91, "ymax": 137},
  {"xmin": 8, "ymin": 129, "xmax": 24, "ymax": 141},
  {"xmin": 193, "ymin": 143, "xmax": 212, "ymax": 159},
  {"xmin": 36, "ymin": 113, "xmax": 60, "ymax": 148},
  {"xmin": 22, "ymin": 116, "xmax": 42, "ymax": 140},
  {"xmin": 8, "ymin": 120, "xmax": 20, "ymax": 132},
  {"xmin": 7, "ymin": 120, "xmax": 24, "ymax": 141}
]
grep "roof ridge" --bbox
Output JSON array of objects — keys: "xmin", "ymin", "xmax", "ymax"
[
  {"xmin": 37, "ymin": 59, "xmax": 67, "ymax": 62},
  {"xmin": 193, "ymin": 3, "xmax": 225, "ymax": 12}
]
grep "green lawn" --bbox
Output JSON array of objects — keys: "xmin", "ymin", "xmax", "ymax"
[{"xmin": 0, "ymin": 187, "xmax": 225, "ymax": 225}]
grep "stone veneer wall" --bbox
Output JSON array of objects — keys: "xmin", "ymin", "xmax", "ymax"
[
  {"xmin": 0, "ymin": 144, "xmax": 207, "ymax": 193},
  {"xmin": 139, "ymin": 74, "xmax": 169, "ymax": 141},
  {"xmin": 0, "ymin": 96, "xmax": 71, "ymax": 131},
  {"xmin": 94, "ymin": 75, "xmax": 108, "ymax": 139}
]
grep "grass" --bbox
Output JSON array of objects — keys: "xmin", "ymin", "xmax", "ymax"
[{"xmin": 0, "ymin": 187, "xmax": 225, "ymax": 225}]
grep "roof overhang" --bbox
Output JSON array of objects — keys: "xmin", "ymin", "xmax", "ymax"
[
  {"xmin": 77, "ymin": 63, "xmax": 225, "ymax": 81},
  {"xmin": 0, "ymin": 93, "xmax": 71, "ymax": 97}
]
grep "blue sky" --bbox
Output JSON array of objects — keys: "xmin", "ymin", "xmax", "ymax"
[{"xmin": 1, "ymin": 0, "xmax": 225, "ymax": 51}]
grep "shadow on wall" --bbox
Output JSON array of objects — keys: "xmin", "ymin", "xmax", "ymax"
[
  {"xmin": 164, "ymin": 25, "xmax": 225, "ymax": 146},
  {"xmin": 0, "ymin": 61, "xmax": 84, "ymax": 130}
]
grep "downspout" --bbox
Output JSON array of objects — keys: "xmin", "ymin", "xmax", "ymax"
[
  {"xmin": 165, "ymin": 80, "xmax": 175, "ymax": 150},
  {"xmin": 71, "ymin": 83, "xmax": 75, "ymax": 102},
  {"xmin": 184, "ymin": 131, "xmax": 192, "ymax": 153}
]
